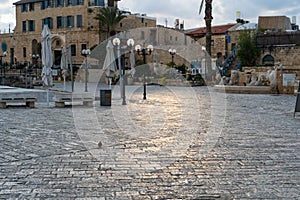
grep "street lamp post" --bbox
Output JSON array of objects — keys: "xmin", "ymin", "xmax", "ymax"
[
  {"xmin": 168, "ymin": 48, "xmax": 176, "ymax": 67},
  {"xmin": 31, "ymin": 54, "xmax": 39, "ymax": 80},
  {"xmin": 135, "ymin": 44, "xmax": 153, "ymax": 100},
  {"xmin": 81, "ymin": 49, "xmax": 91, "ymax": 92},
  {"xmin": 113, "ymin": 38, "xmax": 135, "ymax": 105}
]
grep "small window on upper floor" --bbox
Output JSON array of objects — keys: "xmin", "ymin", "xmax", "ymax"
[
  {"xmin": 67, "ymin": 16, "xmax": 74, "ymax": 28},
  {"xmin": 22, "ymin": 21, "xmax": 26, "ymax": 32},
  {"xmin": 77, "ymin": 15, "xmax": 82, "ymax": 27},
  {"xmin": 41, "ymin": 1, "xmax": 46, "ymax": 10},
  {"xmin": 21, "ymin": 4, "xmax": 28, "ymax": 12},
  {"xmin": 28, "ymin": 20, "xmax": 35, "ymax": 32},
  {"xmin": 66, "ymin": 0, "xmax": 72, "ymax": 6},
  {"xmin": 55, "ymin": 0, "xmax": 64, "ymax": 7},
  {"xmin": 29, "ymin": 3, "xmax": 34, "ymax": 11}
]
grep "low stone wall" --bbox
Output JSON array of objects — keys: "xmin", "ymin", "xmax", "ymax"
[{"xmin": 214, "ymin": 85, "xmax": 271, "ymax": 94}]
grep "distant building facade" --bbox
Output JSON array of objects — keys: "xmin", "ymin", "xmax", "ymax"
[
  {"xmin": 0, "ymin": 0, "xmax": 156, "ymax": 67},
  {"xmin": 258, "ymin": 16, "xmax": 292, "ymax": 32}
]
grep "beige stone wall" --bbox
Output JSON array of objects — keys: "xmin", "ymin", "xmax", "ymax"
[
  {"xmin": 258, "ymin": 16, "xmax": 292, "ymax": 31},
  {"xmin": 197, "ymin": 34, "xmax": 227, "ymax": 58},
  {"xmin": 260, "ymin": 46, "xmax": 300, "ymax": 66},
  {"xmin": 119, "ymin": 15, "xmax": 156, "ymax": 31}
]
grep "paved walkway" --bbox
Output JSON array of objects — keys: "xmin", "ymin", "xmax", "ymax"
[{"xmin": 0, "ymin": 86, "xmax": 299, "ymax": 199}]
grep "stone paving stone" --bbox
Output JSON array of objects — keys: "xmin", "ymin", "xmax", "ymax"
[{"xmin": 0, "ymin": 87, "xmax": 299, "ymax": 199}]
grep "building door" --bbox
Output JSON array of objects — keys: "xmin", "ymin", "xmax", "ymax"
[
  {"xmin": 10, "ymin": 48, "xmax": 14, "ymax": 65},
  {"xmin": 54, "ymin": 50, "xmax": 62, "ymax": 67}
]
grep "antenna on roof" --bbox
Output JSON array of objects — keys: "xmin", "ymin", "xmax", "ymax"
[{"xmin": 236, "ymin": 11, "xmax": 241, "ymax": 20}]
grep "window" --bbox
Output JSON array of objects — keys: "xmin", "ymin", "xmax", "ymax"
[
  {"xmin": 23, "ymin": 47, "xmax": 26, "ymax": 58},
  {"xmin": 77, "ymin": 0, "xmax": 84, "ymax": 5},
  {"xmin": 262, "ymin": 55, "xmax": 275, "ymax": 65},
  {"xmin": 56, "ymin": 0, "xmax": 64, "ymax": 7},
  {"xmin": 67, "ymin": 16, "xmax": 74, "ymax": 28},
  {"xmin": 70, "ymin": 44, "xmax": 76, "ymax": 56},
  {"xmin": 45, "ymin": 0, "xmax": 52, "ymax": 8},
  {"xmin": 94, "ymin": 0, "xmax": 104, "ymax": 6},
  {"xmin": 42, "ymin": 17, "xmax": 53, "ymax": 29},
  {"xmin": 28, "ymin": 20, "xmax": 35, "ymax": 32},
  {"xmin": 77, "ymin": 15, "xmax": 82, "ymax": 27},
  {"xmin": 29, "ymin": 3, "xmax": 34, "ymax": 11},
  {"xmin": 66, "ymin": 0, "xmax": 72, "ymax": 6},
  {"xmin": 21, "ymin": 4, "xmax": 27, "ymax": 12},
  {"xmin": 41, "ymin": 1, "xmax": 46, "ymax": 10},
  {"xmin": 22, "ymin": 21, "xmax": 26, "ymax": 32},
  {"xmin": 57, "ymin": 16, "xmax": 64, "ymax": 28}
]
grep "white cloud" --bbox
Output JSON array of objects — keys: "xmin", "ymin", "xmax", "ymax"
[
  {"xmin": 119, "ymin": 0, "xmax": 300, "ymax": 28},
  {"xmin": 0, "ymin": 0, "xmax": 15, "ymax": 31},
  {"xmin": 0, "ymin": 0, "xmax": 299, "ymax": 31}
]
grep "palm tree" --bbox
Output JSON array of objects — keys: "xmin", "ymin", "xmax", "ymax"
[
  {"xmin": 94, "ymin": 7, "xmax": 127, "ymax": 39},
  {"xmin": 199, "ymin": 0, "xmax": 213, "ymax": 80}
]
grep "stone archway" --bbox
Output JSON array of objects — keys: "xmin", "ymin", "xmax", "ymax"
[
  {"xmin": 51, "ymin": 36, "xmax": 64, "ymax": 66},
  {"xmin": 262, "ymin": 54, "xmax": 274, "ymax": 65},
  {"xmin": 32, "ymin": 39, "xmax": 39, "ymax": 55}
]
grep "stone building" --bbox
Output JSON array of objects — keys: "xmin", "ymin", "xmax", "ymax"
[
  {"xmin": 185, "ymin": 23, "xmax": 239, "ymax": 58},
  {"xmin": 258, "ymin": 16, "xmax": 292, "ymax": 32},
  {"xmin": 0, "ymin": 0, "xmax": 156, "ymax": 68}
]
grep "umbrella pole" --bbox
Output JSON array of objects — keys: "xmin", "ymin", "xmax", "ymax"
[
  {"xmin": 69, "ymin": 47, "xmax": 74, "ymax": 92},
  {"xmin": 63, "ymin": 74, "xmax": 66, "ymax": 91},
  {"xmin": 47, "ymin": 88, "xmax": 50, "ymax": 107}
]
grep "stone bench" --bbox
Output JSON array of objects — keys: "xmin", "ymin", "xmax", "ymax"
[
  {"xmin": 0, "ymin": 97, "xmax": 36, "ymax": 109},
  {"xmin": 55, "ymin": 97, "xmax": 93, "ymax": 108}
]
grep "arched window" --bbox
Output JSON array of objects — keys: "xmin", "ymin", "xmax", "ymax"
[
  {"xmin": 1, "ymin": 42, "xmax": 7, "ymax": 52},
  {"xmin": 32, "ymin": 39, "xmax": 38, "ymax": 54},
  {"xmin": 262, "ymin": 55, "xmax": 274, "ymax": 65}
]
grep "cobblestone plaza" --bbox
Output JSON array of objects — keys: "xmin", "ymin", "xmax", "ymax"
[{"xmin": 0, "ymin": 85, "xmax": 299, "ymax": 199}]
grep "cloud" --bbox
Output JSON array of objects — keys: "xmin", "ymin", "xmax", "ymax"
[
  {"xmin": 0, "ymin": 0, "xmax": 299, "ymax": 31},
  {"xmin": 0, "ymin": 0, "xmax": 15, "ymax": 31},
  {"xmin": 119, "ymin": 0, "xmax": 300, "ymax": 28}
]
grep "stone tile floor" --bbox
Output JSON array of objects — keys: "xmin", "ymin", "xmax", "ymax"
[{"xmin": 0, "ymin": 86, "xmax": 299, "ymax": 199}]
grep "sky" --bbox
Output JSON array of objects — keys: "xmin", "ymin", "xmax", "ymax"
[{"xmin": 0, "ymin": 0, "xmax": 299, "ymax": 32}]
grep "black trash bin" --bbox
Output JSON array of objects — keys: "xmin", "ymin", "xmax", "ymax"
[{"xmin": 100, "ymin": 89, "xmax": 111, "ymax": 106}]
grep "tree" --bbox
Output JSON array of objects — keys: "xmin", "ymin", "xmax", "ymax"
[
  {"xmin": 237, "ymin": 31, "xmax": 260, "ymax": 66},
  {"xmin": 94, "ymin": 7, "xmax": 127, "ymax": 39},
  {"xmin": 199, "ymin": 0, "xmax": 213, "ymax": 81}
]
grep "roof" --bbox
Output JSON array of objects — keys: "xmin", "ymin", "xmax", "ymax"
[
  {"xmin": 235, "ymin": 23, "xmax": 258, "ymax": 31},
  {"xmin": 13, "ymin": 0, "xmax": 43, "ymax": 5},
  {"xmin": 186, "ymin": 24, "xmax": 237, "ymax": 36}
]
